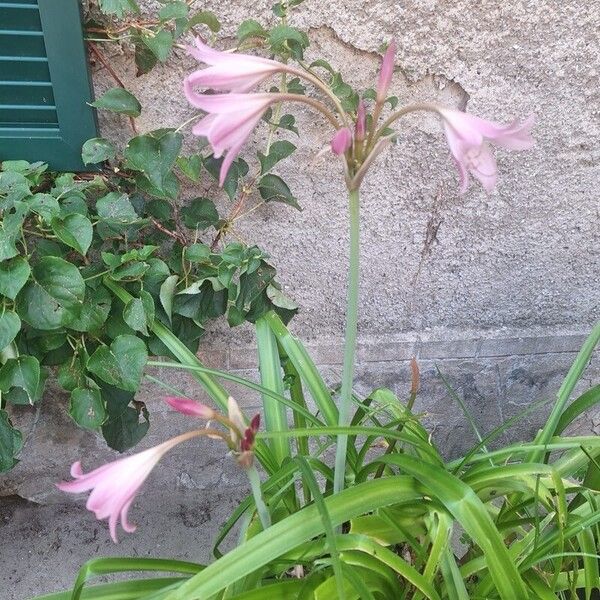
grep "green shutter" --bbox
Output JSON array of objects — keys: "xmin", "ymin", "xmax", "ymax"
[{"xmin": 0, "ymin": 0, "xmax": 98, "ymax": 170}]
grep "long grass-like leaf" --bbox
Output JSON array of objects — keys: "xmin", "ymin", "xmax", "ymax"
[{"xmin": 256, "ymin": 318, "xmax": 291, "ymax": 465}]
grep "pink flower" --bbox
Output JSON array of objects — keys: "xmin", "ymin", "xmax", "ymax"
[
  {"xmin": 57, "ymin": 434, "xmax": 193, "ymax": 542},
  {"xmin": 164, "ymin": 396, "xmax": 215, "ymax": 419},
  {"xmin": 331, "ymin": 127, "xmax": 352, "ymax": 155},
  {"xmin": 377, "ymin": 40, "xmax": 396, "ymax": 102},
  {"xmin": 438, "ymin": 108, "xmax": 535, "ymax": 193},
  {"xmin": 355, "ymin": 100, "xmax": 366, "ymax": 141},
  {"xmin": 187, "ymin": 93, "xmax": 278, "ymax": 185},
  {"xmin": 184, "ymin": 38, "xmax": 288, "ymax": 95}
]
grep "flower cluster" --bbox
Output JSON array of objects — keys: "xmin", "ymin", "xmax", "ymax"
[{"xmin": 184, "ymin": 37, "xmax": 534, "ymax": 193}]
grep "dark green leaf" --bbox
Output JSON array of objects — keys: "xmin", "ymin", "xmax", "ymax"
[
  {"xmin": 258, "ymin": 174, "xmax": 301, "ymax": 210},
  {"xmin": 96, "ymin": 192, "xmax": 139, "ymax": 224},
  {"xmin": 70, "ymin": 387, "xmax": 106, "ymax": 430},
  {"xmin": 98, "ymin": 0, "xmax": 140, "ymax": 17},
  {"xmin": 92, "ymin": 88, "xmax": 142, "ymax": 117},
  {"xmin": 82, "ymin": 138, "xmax": 116, "ymax": 165},
  {"xmin": 0, "ymin": 355, "xmax": 40, "ymax": 404},
  {"xmin": 184, "ymin": 243, "xmax": 210, "ymax": 262},
  {"xmin": 123, "ymin": 291, "xmax": 154, "ymax": 336},
  {"xmin": 141, "ymin": 30, "xmax": 173, "ymax": 63},
  {"xmin": 27, "ymin": 193, "xmax": 60, "ymax": 222},
  {"xmin": 176, "ymin": 155, "xmax": 203, "ymax": 182},
  {"xmin": 0, "ymin": 311, "xmax": 20, "ymax": 351},
  {"xmin": 102, "ymin": 403, "xmax": 149, "ymax": 452},
  {"xmin": 237, "ymin": 19, "xmax": 267, "ymax": 42},
  {"xmin": 51, "ymin": 214, "xmax": 93, "ymax": 255},
  {"xmin": 181, "ymin": 197, "xmax": 219, "ymax": 230},
  {"xmin": 69, "ymin": 284, "xmax": 111, "ymax": 333},
  {"xmin": 134, "ymin": 42, "xmax": 158, "ymax": 76},
  {"xmin": 187, "ymin": 10, "xmax": 220, "ymax": 32},
  {"xmin": 124, "ymin": 132, "xmax": 182, "ymax": 197},
  {"xmin": 204, "ymin": 156, "xmax": 248, "ymax": 200},
  {"xmin": 0, "ymin": 257, "xmax": 30, "ymax": 300},
  {"xmin": 57, "ymin": 355, "xmax": 87, "ymax": 391},
  {"xmin": 277, "ymin": 114, "xmax": 299, "ymax": 135},
  {"xmin": 268, "ymin": 25, "xmax": 309, "ymax": 60},
  {"xmin": 0, "ymin": 410, "xmax": 22, "ymax": 472},
  {"xmin": 159, "ymin": 1, "xmax": 188, "ymax": 20},
  {"xmin": 87, "ymin": 335, "xmax": 148, "ymax": 392},
  {"xmin": 159, "ymin": 274, "xmax": 178, "ymax": 323},
  {"xmin": 258, "ymin": 140, "xmax": 296, "ymax": 174},
  {"xmin": 16, "ymin": 257, "xmax": 85, "ymax": 330}
]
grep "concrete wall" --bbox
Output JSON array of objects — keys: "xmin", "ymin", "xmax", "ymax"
[{"xmin": 1, "ymin": 6, "xmax": 599, "ymax": 592}]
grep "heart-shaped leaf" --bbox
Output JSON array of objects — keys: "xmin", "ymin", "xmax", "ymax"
[
  {"xmin": 51, "ymin": 214, "xmax": 93, "ymax": 255},
  {"xmin": 70, "ymin": 387, "xmax": 107, "ymax": 430},
  {"xmin": 0, "ymin": 355, "xmax": 41, "ymax": 404},
  {"xmin": 0, "ymin": 257, "xmax": 30, "ymax": 300},
  {"xmin": 0, "ymin": 311, "xmax": 20, "ymax": 351},
  {"xmin": 92, "ymin": 88, "xmax": 141, "ymax": 117},
  {"xmin": 87, "ymin": 334, "xmax": 148, "ymax": 392}
]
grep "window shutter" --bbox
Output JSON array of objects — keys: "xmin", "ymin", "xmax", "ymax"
[{"xmin": 0, "ymin": 0, "xmax": 98, "ymax": 170}]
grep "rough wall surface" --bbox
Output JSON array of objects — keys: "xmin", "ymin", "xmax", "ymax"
[{"xmin": 1, "ymin": 3, "xmax": 599, "ymax": 596}]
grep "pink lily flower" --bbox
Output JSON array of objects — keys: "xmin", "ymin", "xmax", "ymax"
[
  {"xmin": 57, "ymin": 432, "xmax": 196, "ymax": 542},
  {"xmin": 331, "ymin": 127, "xmax": 353, "ymax": 155},
  {"xmin": 164, "ymin": 396, "xmax": 216, "ymax": 419},
  {"xmin": 438, "ymin": 108, "xmax": 535, "ymax": 193},
  {"xmin": 377, "ymin": 40, "xmax": 397, "ymax": 102},
  {"xmin": 187, "ymin": 92, "xmax": 278, "ymax": 186},
  {"xmin": 184, "ymin": 38, "xmax": 289, "ymax": 95}
]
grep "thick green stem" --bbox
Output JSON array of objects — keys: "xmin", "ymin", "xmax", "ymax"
[
  {"xmin": 246, "ymin": 463, "xmax": 272, "ymax": 530},
  {"xmin": 333, "ymin": 187, "xmax": 360, "ymax": 494}
]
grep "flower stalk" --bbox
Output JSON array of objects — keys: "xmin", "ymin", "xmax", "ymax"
[{"xmin": 333, "ymin": 186, "xmax": 361, "ymax": 494}]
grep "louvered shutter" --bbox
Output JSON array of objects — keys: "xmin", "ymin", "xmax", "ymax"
[{"xmin": 0, "ymin": 0, "xmax": 98, "ymax": 170}]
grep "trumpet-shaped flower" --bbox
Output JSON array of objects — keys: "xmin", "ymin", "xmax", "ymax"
[
  {"xmin": 184, "ymin": 38, "xmax": 289, "ymax": 95},
  {"xmin": 331, "ymin": 127, "xmax": 353, "ymax": 155},
  {"xmin": 438, "ymin": 108, "xmax": 535, "ymax": 193},
  {"xmin": 187, "ymin": 93, "xmax": 278, "ymax": 185},
  {"xmin": 57, "ymin": 433, "xmax": 195, "ymax": 542}
]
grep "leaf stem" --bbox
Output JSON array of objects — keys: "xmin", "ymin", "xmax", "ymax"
[{"xmin": 333, "ymin": 187, "xmax": 360, "ymax": 495}]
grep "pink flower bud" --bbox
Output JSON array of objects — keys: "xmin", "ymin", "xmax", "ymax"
[
  {"xmin": 376, "ymin": 40, "xmax": 396, "ymax": 102},
  {"xmin": 164, "ymin": 396, "xmax": 216, "ymax": 419},
  {"xmin": 355, "ymin": 100, "xmax": 366, "ymax": 141},
  {"xmin": 331, "ymin": 127, "xmax": 353, "ymax": 155},
  {"xmin": 250, "ymin": 413, "xmax": 260, "ymax": 433}
]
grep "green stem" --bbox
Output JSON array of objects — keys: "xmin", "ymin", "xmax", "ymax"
[
  {"xmin": 333, "ymin": 187, "xmax": 360, "ymax": 494},
  {"xmin": 246, "ymin": 464, "xmax": 272, "ymax": 530}
]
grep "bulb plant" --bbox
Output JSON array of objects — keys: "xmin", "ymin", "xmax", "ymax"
[{"xmin": 33, "ymin": 12, "xmax": 600, "ymax": 600}]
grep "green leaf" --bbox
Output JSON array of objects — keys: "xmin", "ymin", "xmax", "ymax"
[
  {"xmin": 204, "ymin": 155, "xmax": 248, "ymax": 200},
  {"xmin": 258, "ymin": 174, "xmax": 301, "ymax": 210},
  {"xmin": 159, "ymin": 1, "xmax": 188, "ymax": 20},
  {"xmin": 124, "ymin": 132, "xmax": 182, "ymax": 197},
  {"xmin": 92, "ymin": 88, "xmax": 141, "ymax": 117},
  {"xmin": 0, "ymin": 409, "xmax": 22, "ymax": 472},
  {"xmin": 102, "ymin": 404, "xmax": 149, "ymax": 452},
  {"xmin": 96, "ymin": 192, "xmax": 139, "ymax": 225},
  {"xmin": 277, "ymin": 114, "xmax": 299, "ymax": 135},
  {"xmin": 27, "ymin": 193, "xmax": 60, "ymax": 222},
  {"xmin": 258, "ymin": 140, "xmax": 296, "ymax": 175},
  {"xmin": 98, "ymin": 0, "xmax": 139, "ymax": 17},
  {"xmin": 187, "ymin": 10, "xmax": 220, "ymax": 32},
  {"xmin": 87, "ymin": 335, "xmax": 148, "ymax": 392},
  {"xmin": 181, "ymin": 197, "xmax": 219, "ymax": 230},
  {"xmin": 0, "ymin": 355, "xmax": 40, "ymax": 404},
  {"xmin": 57, "ymin": 355, "xmax": 87, "ymax": 391},
  {"xmin": 0, "ymin": 257, "xmax": 30, "ymax": 300},
  {"xmin": 266, "ymin": 284, "xmax": 298, "ymax": 311},
  {"xmin": 176, "ymin": 155, "xmax": 203, "ymax": 182},
  {"xmin": 15, "ymin": 257, "xmax": 85, "ymax": 330},
  {"xmin": 160, "ymin": 274, "xmax": 179, "ymax": 324},
  {"xmin": 0, "ymin": 311, "xmax": 20, "ymax": 351},
  {"xmin": 268, "ymin": 25, "xmax": 309, "ymax": 60},
  {"xmin": 69, "ymin": 284, "xmax": 112, "ymax": 333},
  {"xmin": 51, "ymin": 214, "xmax": 93, "ymax": 256},
  {"xmin": 81, "ymin": 138, "xmax": 116, "ymax": 165},
  {"xmin": 123, "ymin": 291, "xmax": 154, "ymax": 336},
  {"xmin": 134, "ymin": 41, "xmax": 158, "ymax": 76},
  {"xmin": 70, "ymin": 387, "xmax": 106, "ymax": 430},
  {"xmin": 237, "ymin": 19, "xmax": 267, "ymax": 42},
  {"xmin": 184, "ymin": 243, "xmax": 210, "ymax": 262},
  {"xmin": 141, "ymin": 30, "xmax": 173, "ymax": 63}
]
